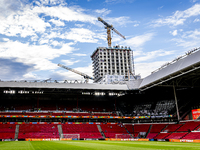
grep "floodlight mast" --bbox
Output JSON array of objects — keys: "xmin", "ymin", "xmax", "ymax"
[
  {"xmin": 58, "ymin": 63, "xmax": 94, "ymax": 83},
  {"xmin": 98, "ymin": 17, "xmax": 126, "ymax": 47}
]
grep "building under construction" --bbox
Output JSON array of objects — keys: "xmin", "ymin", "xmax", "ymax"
[{"xmin": 91, "ymin": 45, "xmax": 139, "ymax": 83}]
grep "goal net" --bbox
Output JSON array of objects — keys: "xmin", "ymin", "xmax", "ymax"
[
  {"xmin": 61, "ymin": 134, "xmax": 80, "ymax": 140},
  {"xmin": 115, "ymin": 134, "xmax": 134, "ymax": 139}
]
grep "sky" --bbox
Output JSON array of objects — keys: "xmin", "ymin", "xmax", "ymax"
[{"xmin": 0, "ymin": 0, "xmax": 200, "ymax": 81}]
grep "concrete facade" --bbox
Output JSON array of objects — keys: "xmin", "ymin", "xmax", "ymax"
[{"xmin": 91, "ymin": 46, "xmax": 134, "ymax": 83}]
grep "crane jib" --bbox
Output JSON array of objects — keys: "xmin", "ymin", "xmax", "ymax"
[
  {"xmin": 57, "ymin": 64, "xmax": 94, "ymax": 80},
  {"xmin": 97, "ymin": 17, "xmax": 126, "ymax": 47}
]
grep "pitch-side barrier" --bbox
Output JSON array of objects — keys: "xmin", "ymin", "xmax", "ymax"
[{"xmin": 4, "ymin": 138, "xmax": 200, "ymax": 143}]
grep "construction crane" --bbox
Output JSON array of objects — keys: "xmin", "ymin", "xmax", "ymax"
[
  {"xmin": 98, "ymin": 17, "xmax": 126, "ymax": 47},
  {"xmin": 58, "ymin": 64, "xmax": 94, "ymax": 83}
]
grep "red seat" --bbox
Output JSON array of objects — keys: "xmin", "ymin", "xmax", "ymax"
[
  {"xmin": 182, "ymin": 132, "xmax": 200, "ymax": 139},
  {"xmin": 177, "ymin": 122, "xmax": 200, "ymax": 132},
  {"xmin": 62, "ymin": 124, "xmax": 103, "ymax": 139},
  {"xmin": 100, "ymin": 124, "xmax": 129, "ymax": 138},
  {"xmin": 154, "ymin": 133, "xmax": 171, "ymax": 139},
  {"xmin": 18, "ymin": 124, "xmax": 59, "ymax": 139},
  {"xmin": 0, "ymin": 124, "xmax": 16, "ymax": 139},
  {"xmin": 165, "ymin": 132, "xmax": 188, "ymax": 139}
]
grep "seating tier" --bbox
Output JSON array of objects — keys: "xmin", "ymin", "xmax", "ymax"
[
  {"xmin": 100, "ymin": 124, "xmax": 128, "ymax": 138},
  {"xmin": 18, "ymin": 124, "xmax": 59, "ymax": 139},
  {"xmin": 0, "ymin": 124, "xmax": 16, "ymax": 139},
  {"xmin": 177, "ymin": 122, "xmax": 200, "ymax": 132},
  {"xmin": 62, "ymin": 124, "xmax": 103, "ymax": 139}
]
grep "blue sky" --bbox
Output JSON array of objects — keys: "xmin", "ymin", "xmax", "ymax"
[{"xmin": 0, "ymin": 0, "xmax": 200, "ymax": 81}]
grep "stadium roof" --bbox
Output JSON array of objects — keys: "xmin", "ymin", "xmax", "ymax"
[
  {"xmin": 0, "ymin": 81, "xmax": 130, "ymax": 91},
  {"xmin": 139, "ymin": 48, "xmax": 200, "ymax": 91}
]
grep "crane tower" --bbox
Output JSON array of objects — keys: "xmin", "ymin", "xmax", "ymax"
[{"xmin": 98, "ymin": 17, "xmax": 126, "ymax": 47}]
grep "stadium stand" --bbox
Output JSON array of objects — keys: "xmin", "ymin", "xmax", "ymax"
[
  {"xmin": 146, "ymin": 124, "xmax": 168, "ymax": 139},
  {"xmin": 133, "ymin": 124, "xmax": 150, "ymax": 138},
  {"xmin": 18, "ymin": 124, "xmax": 59, "ymax": 139},
  {"xmin": 182, "ymin": 132, "xmax": 200, "ymax": 139},
  {"xmin": 124, "ymin": 124, "xmax": 134, "ymax": 134},
  {"xmin": 154, "ymin": 133, "xmax": 171, "ymax": 139},
  {"xmin": 120, "ymin": 99, "xmax": 175, "ymax": 117},
  {"xmin": 165, "ymin": 132, "xmax": 188, "ymax": 139},
  {"xmin": 0, "ymin": 124, "xmax": 16, "ymax": 139},
  {"xmin": 0, "ymin": 121, "xmax": 199, "ymax": 140},
  {"xmin": 100, "ymin": 124, "xmax": 131, "ymax": 138},
  {"xmin": 162, "ymin": 124, "xmax": 183, "ymax": 132},
  {"xmin": 62, "ymin": 124, "xmax": 103, "ymax": 139},
  {"xmin": 177, "ymin": 121, "xmax": 200, "ymax": 132}
]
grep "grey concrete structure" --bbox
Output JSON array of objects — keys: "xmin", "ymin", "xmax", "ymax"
[{"xmin": 91, "ymin": 46, "xmax": 134, "ymax": 83}]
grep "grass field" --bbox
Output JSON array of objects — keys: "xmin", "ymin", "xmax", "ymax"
[{"xmin": 0, "ymin": 141, "xmax": 200, "ymax": 150}]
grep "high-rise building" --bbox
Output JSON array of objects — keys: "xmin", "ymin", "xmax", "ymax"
[{"xmin": 91, "ymin": 46, "xmax": 137, "ymax": 83}]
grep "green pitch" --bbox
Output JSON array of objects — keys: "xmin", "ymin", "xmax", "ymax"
[{"xmin": 1, "ymin": 141, "xmax": 200, "ymax": 150}]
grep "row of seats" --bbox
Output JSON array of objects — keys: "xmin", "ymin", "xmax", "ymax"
[
  {"xmin": 146, "ymin": 121, "xmax": 200, "ymax": 139},
  {"xmin": 0, "ymin": 122, "xmax": 199, "ymax": 139},
  {"xmin": 18, "ymin": 124, "xmax": 59, "ymax": 139},
  {"xmin": 0, "ymin": 100, "xmax": 115, "ymax": 113},
  {"xmin": 0, "ymin": 112, "xmax": 115, "ymax": 116},
  {"xmin": 0, "ymin": 124, "xmax": 16, "ymax": 139},
  {"xmin": 62, "ymin": 124, "xmax": 103, "ymax": 139},
  {"xmin": 129, "ymin": 100, "xmax": 175, "ymax": 117},
  {"xmin": 100, "ymin": 124, "xmax": 130, "ymax": 138}
]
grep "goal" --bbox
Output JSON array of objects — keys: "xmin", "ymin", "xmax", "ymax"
[
  {"xmin": 115, "ymin": 134, "xmax": 134, "ymax": 139},
  {"xmin": 61, "ymin": 134, "xmax": 80, "ymax": 140}
]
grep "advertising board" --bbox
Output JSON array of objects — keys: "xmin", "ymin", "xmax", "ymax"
[{"xmin": 192, "ymin": 109, "xmax": 200, "ymax": 120}]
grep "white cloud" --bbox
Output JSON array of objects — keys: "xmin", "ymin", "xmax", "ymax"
[
  {"xmin": 49, "ymin": 19, "xmax": 65, "ymax": 26},
  {"xmin": 172, "ymin": 28, "xmax": 200, "ymax": 48},
  {"xmin": 95, "ymin": 8, "xmax": 111, "ymax": 16},
  {"xmin": 75, "ymin": 24, "xmax": 85, "ymax": 28},
  {"xmin": 190, "ymin": 0, "xmax": 198, "ymax": 3},
  {"xmin": 64, "ymin": 28, "xmax": 98, "ymax": 43},
  {"xmin": 133, "ymin": 24, "xmax": 139, "ymax": 27},
  {"xmin": 33, "ymin": 5, "xmax": 96, "ymax": 24},
  {"xmin": 0, "ymin": 40, "xmax": 74, "ymax": 70},
  {"xmin": 0, "ymin": 7, "xmax": 50, "ymax": 37},
  {"xmin": 158, "ymin": 6, "xmax": 164, "ymax": 10},
  {"xmin": 50, "ymin": 40, "xmax": 62, "ymax": 47},
  {"xmin": 61, "ymin": 59, "xmax": 80, "ymax": 66},
  {"xmin": 134, "ymin": 49, "xmax": 174, "ymax": 63},
  {"xmin": 194, "ymin": 18, "xmax": 200, "ymax": 22},
  {"xmin": 151, "ymin": 4, "xmax": 200, "ymax": 27},
  {"xmin": 73, "ymin": 53, "xmax": 87, "ymax": 56},
  {"xmin": 106, "ymin": 16, "xmax": 133, "ymax": 27},
  {"xmin": 37, "ymin": 0, "xmax": 65, "ymax": 5},
  {"xmin": 135, "ymin": 61, "xmax": 168, "ymax": 78},
  {"xmin": 120, "ymin": 33, "xmax": 155, "ymax": 48},
  {"xmin": 23, "ymin": 72, "xmax": 38, "ymax": 80},
  {"xmin": 0, "ymin": 0, "xmax": 25, "ymax": 19},
  {"xmin": 0, "ymin": 1, "xmax": 97, "ymax": 38},
  {"xmin": 2, "ymin": 38, "xmax": 10, "ymax": 42},
  {"xmin": 170, "ymin": 30, "xmax": 178, "ymax": 36},
  {"xmin": 105, "ymin": 0, "xmax": 135, "ymax": 4}
]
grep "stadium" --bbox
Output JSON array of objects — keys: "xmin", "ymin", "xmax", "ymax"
[
  {"xmin": 1, "ymin": 1, "xmax": 200, "ymax": 149},
  {"xmin": 0, "ymin": 47, "xmax": 200, "ymax": 150}
]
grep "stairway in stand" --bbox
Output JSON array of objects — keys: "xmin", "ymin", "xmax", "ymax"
[{"xmin": 97, "ymin": 125, "xmax": 106, "ymax": 138}]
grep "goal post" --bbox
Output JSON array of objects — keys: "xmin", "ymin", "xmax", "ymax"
[
  {"xmin": 61, "ymin": 134, "xmax": 80, "ymax": 140},
  {"xmin": 115, "ymin": 134, "xmax": 134, "ymax": 139}
]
